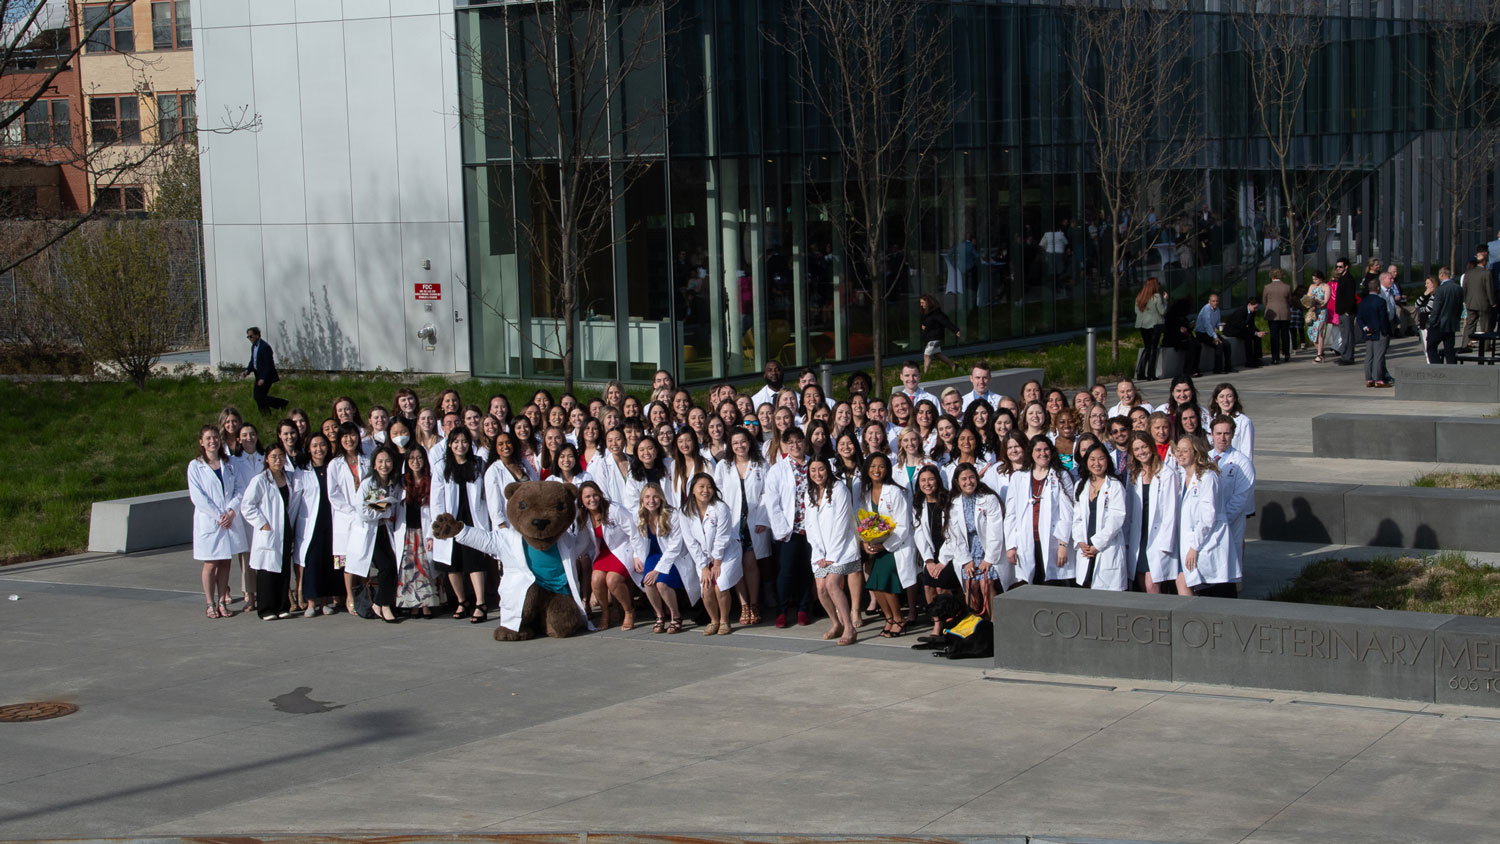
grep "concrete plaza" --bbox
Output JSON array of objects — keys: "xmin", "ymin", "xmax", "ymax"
[{"xmin": 2, "ymin": 335, "xmax": 1498, "ymax": 843}]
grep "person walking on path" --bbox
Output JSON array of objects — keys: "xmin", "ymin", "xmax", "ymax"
[
  {"xmin": 1429, "ymin": 266, "xmax": 1464, "ymax": 365},
  {"xmin": 918, "ymin": 294, "xmax": 960, "ymax": 373},
  {"xmin": 244, "ymin": 327, "xmax": 288, "ymax": 414}
]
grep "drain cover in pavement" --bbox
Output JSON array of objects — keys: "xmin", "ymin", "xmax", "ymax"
[{"xmin": 0, "ymin": 701, "xmax": 78, "ymax": 722}]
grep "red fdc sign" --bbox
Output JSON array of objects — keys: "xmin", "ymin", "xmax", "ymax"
[{"xmin": 415, "ymin": 283, "xmax": 442, "ymax": 300}]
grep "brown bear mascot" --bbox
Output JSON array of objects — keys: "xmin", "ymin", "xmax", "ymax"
[{"xmin": 432, "ymin": 481, "xmax": 588, "ymax": 641}]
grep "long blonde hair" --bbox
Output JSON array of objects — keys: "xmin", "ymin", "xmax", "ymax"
[
  {"xmin": 635, "ymin": 482, "xmax": 674, "ymax": 538},
  {"xmin": 1175, "ymin": 435, "xmax": 1219, "ymax": 481}
]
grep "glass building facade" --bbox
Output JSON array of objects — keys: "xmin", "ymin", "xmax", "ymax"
[{"xmin": 456, "ymin": 0, "xmax": 1470, "ymax": 385}]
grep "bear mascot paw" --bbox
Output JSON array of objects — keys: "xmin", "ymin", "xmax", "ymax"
[{"xmin": 433, "ymin": 482, "xmax": 586, "ymax": 641}]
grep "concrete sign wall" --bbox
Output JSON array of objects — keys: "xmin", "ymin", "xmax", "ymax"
[{"xmin": 994, "ymin": 589, "xmax": 1500, "ymax": 708}]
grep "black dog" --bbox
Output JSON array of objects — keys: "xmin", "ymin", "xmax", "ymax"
[{"xmin": 910, "ymin": 593, "xmax": 993, "ymax": 660}]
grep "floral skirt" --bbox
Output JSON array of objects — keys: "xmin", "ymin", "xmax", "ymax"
[{"xmin": 397, "ymin": 528, "xmax": 443, "ymax": 608}]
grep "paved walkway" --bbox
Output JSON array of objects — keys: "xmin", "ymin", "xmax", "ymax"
[
  {"xmin": 3, "ymin": 542, "xmax": 1500, "ymax": 844},
  {"xmin": 4, "ymin": 336, "xmax": 1498, "ymax": 843}
]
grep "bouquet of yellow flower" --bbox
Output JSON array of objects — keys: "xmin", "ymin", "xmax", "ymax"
[{"xmin": 856, "ymin": 509, "xmax": 896, "ymax": 544}]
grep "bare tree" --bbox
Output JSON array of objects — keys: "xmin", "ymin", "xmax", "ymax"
[
  {"xmin": 1065, "ymin": 0, "xmax": 1204, "ymax": 362},
  {"xmin": 771, "ymin": 0, "xmax": 954, "ymax": 387},
  {"xmin": 1419, "ymin": 0, "xmax": 1500, "ymax": 271},
  {"xmin": 1229, "ymin": 1, "xmax": 1354, "ymax": 294},
  {"xmin": 459, "ymin": 0, "xmax": 668, "ymax": 393},
  {"xmin": 46, "ymin": 218, "xmax": 194, "ymax": 386},
  {"xmin": 0, "ymin": 1, "xmax": 252, "ymax": 275}
]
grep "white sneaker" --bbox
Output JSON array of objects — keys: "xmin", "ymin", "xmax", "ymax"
[{"xmin": 304, "ymin": 605, "xmax": 316, "ymax": 618}]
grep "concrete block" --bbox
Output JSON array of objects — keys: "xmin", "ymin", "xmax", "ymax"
[
  {"xmin": 1172, "ymin": 597, "xmax": 1450, "ymax": 703},
  {"xmin": 919, "ymin": 367, "xmax": 1044, "ymax": 404},
  {"xmin": 993, "ymin": 587, "xmax": 1174, "ymax": 681},
  {"xmin": 1311, "ymin": 413, "xmax": 1435, "ymax": 461},
  {"xmin": 1392, "ymin": 361, "xmax": 1500, "ymax": 402},
  {"xmin": 1157, "ymin": 342, "xmax": 1245, "ymax": 378},
  {"xmin": 88, "ymin": 490, "xmax": 194, "ymax": 554},
  {"xmin": 1436, "ymin": 418, "xmax": 1500, "ymax": 465},
  {"xmin": 1343, "ymin": 485, "xmax": 1500, "ymax": 552},
  {"xmin": 1249, "ymin": 481, "xmax": 1355, "ymax": 545},
  {"xmin": 1434, "ymin": 616, "xmax": 1500, "ymax": 707}
]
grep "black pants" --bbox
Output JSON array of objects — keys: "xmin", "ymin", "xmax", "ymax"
[
  {"xmin": 371, "ymin": 530, "xmax": 398, "ymax": 607},
  {"xmin": 1194, "ymin": 332, "xmax": 1231, "ymax": 374},
  {"xmin": 1428, "ymin": 329, "xmax": 1457, "ymax": 365},
  {"xmin": 1137, "ymin": 327, "xmax": 1161, "ymax": 379},
  {"xmin": 1337, "ymin": 312, "xmax": 1358, "ymax": 362},
  {"xmin": 775, "ymin": 533, "xmax": 812, "ymax": 615},
  {"xmin": 1268, "ymin": 319, "xmax": 1291, "ymax": 362},
  {"xmin": 1192, "ymin": 581, "xmax": 1238, "ymax": 599},
  {"xmin": 1234, "ymin": 333, "xmax": 1262, "ymax": 367},
  {"xmin": 253, "ymin": 379, "xmax": 288, "ymax": 413},
  {"xmin": 256, "ymin": 565, "xmax": 290, "ymax": 618}
]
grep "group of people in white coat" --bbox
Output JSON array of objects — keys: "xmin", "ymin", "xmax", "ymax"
[{"xmin": 186, "ymin": 362, "xmax": 1254, "ymax": 636}]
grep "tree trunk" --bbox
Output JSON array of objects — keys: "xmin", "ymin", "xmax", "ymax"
[{"xmin": 870, "ymin": 238, "xmax": 885, "ymax": 392}]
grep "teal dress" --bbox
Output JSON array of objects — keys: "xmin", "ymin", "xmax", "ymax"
[{"xmin": 864, "ymin": 490, "xmax": 903, "ymax": 594}]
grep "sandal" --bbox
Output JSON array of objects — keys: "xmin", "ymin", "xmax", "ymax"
[
  {"xmin": 219, "ymin": 598, "xmax": 233, "ymax": 618},
  {"xmin": 748, "ymin": 603, "xmax": 761, "ymax": 625},
  {"xmin": 739, "ymin": 604, "xmax": 753, "ymax": 625},
  {"xmin": 652, "ymin": 618, "xmax": 667, "ymax": 634},
  {"xmin": 1314, "ymin": 354, "xmax": 1324, "ymax": 363},
  {"xmin": 621, "ymin": 615, "xmax": 636, "ymax": 631},
  {"xmin": 453, "ymin": 602, "xmax": 470, "ymax": 620},
  {"xmin": 667, "ymin": 618, "xmax": 683, "ymax": 634},
  {"xmin": 470, "ymin": 607, "xmax": 488, "ymax": 625},
  {"xmin": 206, "ymin": 603, "xmax": 220, "ymax": 619}
]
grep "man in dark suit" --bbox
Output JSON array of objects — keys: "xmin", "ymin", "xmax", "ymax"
[
  {"xmin": 1462, "ymin": 249, "xmax": 1494, "ymax": 349},
  {"xmin": 1222, "ymin": 297, "xmax": 1266, "ymax": 368},
  {"xmin": 1332, "ymin": 258, "xmax": 1359, "ymax": 365},
  {"xmin": 244, "ymin": 327, "xmax": 287, "ymax": 413},
  {"xmin": 1429, "ymin": 267, "xmax": 1464, "ymax": 365}
]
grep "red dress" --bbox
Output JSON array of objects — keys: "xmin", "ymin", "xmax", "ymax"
[{"xmin": 592, "ymin": 522, "xmax": 629, "ymax": 576}]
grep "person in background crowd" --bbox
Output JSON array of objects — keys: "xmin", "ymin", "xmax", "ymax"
[
  {"xmin": 1333, "ymin": 258, "xmax": 1359, "ymax": 366},
  {"xmin": 1262, "ymin": 269, "xmax": 1292, "ymax": 365},
  {"xmin": 1134, "ymin": 277, "xmax": 1167, "ymax": 380},
  {"xmin": 1463, "ymin": 248, "xmax": 1495, "ymax": 349},
  {"xmin": 1193, "ymin": 293, "xmax": 1232, "ymax": 376},
  {"xmin": 1357, "ymin": 277, "xmax": 1394, "ymax": 388},
  {"xmin": 1221, "ymin": 297, "xmax": 1265, "ymax": 369},
  {"xmin": 243, "ymin": 327, "xmax": 287, "ymax": 414},
  {"xmin": 1429, "ymin": 266, "xmax": 1464, "ymax": 364},
  {"xmin": 918, "ymin": 294, "xmax": 961, "ymax": 373},
  {"xmin": 1415, "ymin": 275, "xmax": 1437, "ymax": 362}
]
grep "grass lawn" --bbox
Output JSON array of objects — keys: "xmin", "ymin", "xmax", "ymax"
[
  {"xmin": 1411, "ymin": 472, "xmax": 1500, "ymax": 490},
  {"xmin": 0, "ymin": 374, "xmax": 588, "ymax": 565},
  {"xmin": 0, "ymin": 330, "xmax": 1148, "ymax": 565},
  {"xmin": 1270, "ymin": 552, "xmax": 1500, "ymax": 617},
  {"xmin": 881, "ymin": 331, "xmax": 1145, "ymax": 397}
]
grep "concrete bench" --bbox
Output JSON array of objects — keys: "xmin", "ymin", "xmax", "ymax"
[
  {"xmin": 920, "ymin": 367, "xmax": 1044, "ymax": 402},
  {"xmin": 992, "ymin": 588, "xmax": 1500, "ymax": 707},
  {"xmin": 1248, "ymin": 479, "xmax": 1500, "ymax": 552},
  {"xmin": 1311, "ymin": 413, "xmax": 1500, "ymax": 464},
  {"xmin": 1154, "ymin": 341, "xmax": 1246, "ymax": 379},
  {"xmin": 88, "ymin": 490, "xmax": 194, "ymax": 554},
  {"xmin": 1391, "ymin": 361, "xmax": 1500, "ymax": 402}
]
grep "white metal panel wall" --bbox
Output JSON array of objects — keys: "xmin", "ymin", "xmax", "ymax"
[{"xmin": 196, "ymin": 0, "xmax": 468, "ymax": 373}]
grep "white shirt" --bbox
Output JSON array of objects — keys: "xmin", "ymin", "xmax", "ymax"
[
  {"xmin": 962, "ymin": 390, "xmax": 1002, "ymax": 412},
  {"xmin": 898, "ymin": 387, "xmax": 939, "ymax": 409}
]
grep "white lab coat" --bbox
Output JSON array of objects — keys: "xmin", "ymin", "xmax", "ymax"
[
  {"xmin": 1126, "ymin": 468, "xmax": 1181, "ymax": 583},
  {"xmin": 714, "ymin": 458, "xmax": 773, "ymax": 559},
  {"xmin": 1003, "ymin": 469, "xmax": 1076, "ymax": 583},
  {"xmin": 942, "ymin": 457, "xmax": 994, "ymax": 489},
  {"xmin": 344, "ymin": 476, "xmax": 403, "ymax": 578},
  {"xmin": 891, "ymin": 458, "xmax": 936, "ymax": 491},
  {"xmin": 1071, "ymin": 477, "xmax": 1128, "ymax": 591},
  {"xmin": 666, "ymin": 458, "xmax": 712, "ymax": 507},
  {"xmin": 1227, "ymin": 412, "xmax": 1254, "ymax": 462},
  {"xmin": 293, "ymin": 464, "xmax": 330, "ymax": 567},
  {"xmin": 763, "ymin": 456, "xmax": 805, "ymax": 541},
  {"xmin": 804, "ymin": 482, "xmax": 861, "ymax": 568},
  {"xmin": 630, "ymin": 509, "xmax": 703, "ymax": 605},
  {"xmin": 678, "ymin": 499, "xmax": 743, "ymax": 590},
  {"xmin": 851, "ymin": 480, "xmax": 918, "ymax": 589},
  {"xmin": 577, "ymin": 503, "xmax": 643, "ymax": 588},
  {"xmin": 621, "ymin": 467, "xmax": 670, "ymax": 516},
  {"xmin": 430, "ymin": 463, "xmax": 490, "ymax": 565},
  {"xmin": 326, "ymin": 455, "xmax": 370, "ymax": 557},
  {"xmin": 230, "ymin": 450, "xmax": 265, "ymax": 550},
  {"xmin": 454, "ymin": 524, "xmax": 590, "ymax": 632},
  {"xmin": 484, "ymin": 459, "xmax": 536, "ymax": 528},
  {"xmin": 940, "ymin": 491, "xmax": 1013, "ymax": 591},
  {"xmin": 240, "ymin": 470, "xmax": 301, "ymax": 573},
  {"xmin": 592, "ymin": 454, "xmax": 632, "ymax": 508},
  {"xmin": 1211, "ymin": 446, "xmax": 1255, "ymax": 580},
  {"xmin": 187, "ymin": 458, "xmax": 247, "ymax": 560},
  {"xmin": 1179, "ymin": 468, "xmax": 1231, "ymax": 589}
]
